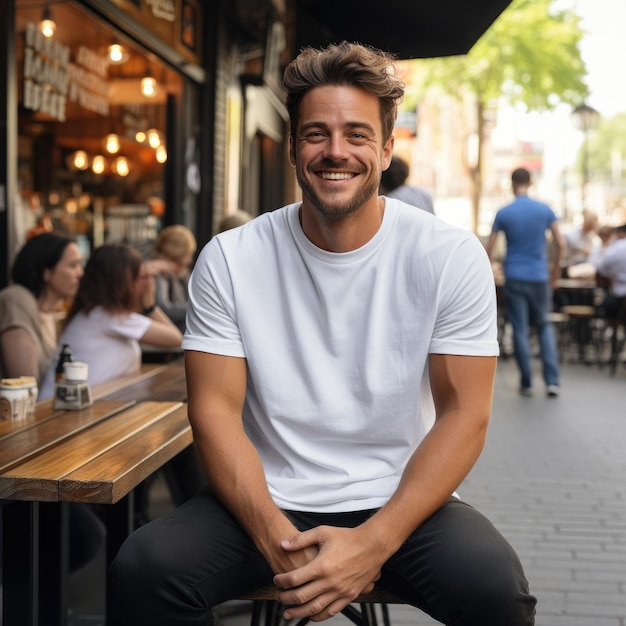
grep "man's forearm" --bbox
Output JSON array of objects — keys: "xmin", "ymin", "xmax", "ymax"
[
  {"xmin": 194, "ymin": 425, "xmax": 297, "ymax": 561},
  {"xmin": 359, "ymin": 407, "xmax": 488, "ymax": 560}
]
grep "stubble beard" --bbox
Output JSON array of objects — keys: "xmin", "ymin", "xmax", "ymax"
[{"xmin": 296, "ymin": 167, "xmax": 381, "ymax": 220}]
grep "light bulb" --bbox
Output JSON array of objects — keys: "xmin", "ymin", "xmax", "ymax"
[
  {"xmin": 39, "ymin": 6, "xmax": 56, "ymax": 38},
  {"xmin": 105, "ymin": 133, "xmax": 120, "ymax": 154},
  {"xmin": 147, "ymin": 129, "xmax": 161, "ymax": 149},
  {"xmin": 72, "ymin": 150, "xmax": 89, "ymax": 170},
  {"xmin": 140, "ymin": 75, "xmax": 159, "ymax": 99},
  {"xmin": 113, "ymin": 156, "xmax": 129, "ymax": 177},
  {"xmin": 107, "ymin": 42, "xmax": 128, "ymax": 65},
  {"xmin": 156, "ymin": 146, "xmax": 167, "ymax": 163},
  {"xmin": 92, "ymin": 155, "xmax": 106, "ymax": 174},
  {"xmin": 135, "ymin": 130, "xmax": 146, "ymax": 143}
]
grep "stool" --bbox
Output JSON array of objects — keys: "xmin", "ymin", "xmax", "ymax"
[
  {"xmin": 241, "ymin": 585, "xmax": 403, "ymax": 626},
  {"xmin": 560, "ymin": 305, "xmax": 597, "ymax": 363}
]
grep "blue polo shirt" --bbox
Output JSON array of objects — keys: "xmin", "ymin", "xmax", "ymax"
[{"xmin": 492, "ymin": 195, "xmax": 557, "ymax": 282}]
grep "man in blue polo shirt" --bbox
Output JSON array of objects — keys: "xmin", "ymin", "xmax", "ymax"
[{"xmin": 487, "ymin": 167, "xmax": 564, "ymax": 397}]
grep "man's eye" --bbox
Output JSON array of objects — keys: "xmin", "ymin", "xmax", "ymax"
[{"xmin": 304, "ymin": 132, "xmax": 325, "ymax": 139}]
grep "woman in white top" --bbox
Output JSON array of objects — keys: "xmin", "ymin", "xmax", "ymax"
[{"xmin": 39, "ymin": 243, "xmax": 182, "ymax": 399}]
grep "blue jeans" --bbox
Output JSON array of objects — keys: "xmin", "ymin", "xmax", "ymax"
[{"xmin": 503, "ymin": 280, "xmax": 560, "ymax": 389}]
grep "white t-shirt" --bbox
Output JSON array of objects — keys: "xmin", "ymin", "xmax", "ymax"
[
  {"xmin": 183, "ymin": 199, "xmax": 499, "ymax": 512},
  {"xmin": 595, "ymin": 238, "xmax": 626, "ymax": 297},
  {"xmin": 39, "ymin": 307, "xmax": 151, "ymax": 399}
]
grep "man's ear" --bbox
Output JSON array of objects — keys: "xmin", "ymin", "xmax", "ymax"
[
  {"xmin": 288, "ymin": 134, "xmax": 296, "ymax": 167},
  {"xmin": 381, "ymin": 135, "xmax": 395, "ymax": 171}
]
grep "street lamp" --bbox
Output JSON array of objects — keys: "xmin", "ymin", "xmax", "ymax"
[{"xmin": 571, "ymin": 103, "xmax": 600, "ymax": 210}]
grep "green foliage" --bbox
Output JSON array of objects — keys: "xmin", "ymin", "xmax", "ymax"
[
  {"xmin": 417, "ymin": 0, "xmax": 589, "ymax": 111},
  {"xmin": 584, "ymin": 114, "xmax": 626, "ymax": 179}
]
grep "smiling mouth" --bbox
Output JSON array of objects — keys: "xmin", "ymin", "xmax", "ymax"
[{"xmin": 318, "ymin": 172, "xmax": 355, "ymax": 180}]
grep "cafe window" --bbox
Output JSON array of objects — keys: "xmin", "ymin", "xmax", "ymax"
[{"xmin": 15, "ymin": 0, "xmax": 184, "ymax": 257}]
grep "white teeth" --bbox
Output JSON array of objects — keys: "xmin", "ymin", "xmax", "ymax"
[{"xmin": 320, "ymin": 172, "xmax": 353, "ymax": 180}]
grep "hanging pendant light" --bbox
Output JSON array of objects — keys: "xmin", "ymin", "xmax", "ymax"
[
  {"xmin": 91, "ymin": 155, "xmax": 107, "ymax": 175},
  {"xmin": 39, "ymin": 4, "xmax": 56, "ymax": 38},
  {"xmin": 112, "ymin": 156, "xmax": 130, "ymax": 177},
  {"xmin": 105, "ymin": 133, "xmax": 121, "ymax": 154},
  {"xmin": 107, "ymin": 39, "xmax": 129, "ymax": 65},
  {"xmin": 140, "ymin": 69, "xmax": 160, "ymax": 99}
]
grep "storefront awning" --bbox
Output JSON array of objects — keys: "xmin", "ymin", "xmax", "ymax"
[{"xmin": 295, "ymin": 0, "xmax": 513, "ymax": 59}]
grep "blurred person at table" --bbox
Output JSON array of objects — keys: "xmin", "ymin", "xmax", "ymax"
[
  {"xmin": 147, "ymin": 225, "xmax": 197, "ymax": 333},
  {"xmin": 38, "ymin": 243, "xmax": 182, "ymax": 399},
  {"xmin": 0, "ymin": 232, "xmax": 83, "ymax": 384},
  {"xmin": 379, "ymin": 154, "xmax": 434, "ymax": 214},
  {"xmin": 218, "ymin": 209, "xmax": 252, "ymax": 232},
  {"xmin": 588, "ymin": 224, "xmax": 616, "ymax": 267},
  {"xmin": 592, "ymin": 223, "xmax": 626, "ymax": 318},
  {"xmin": 486, "ymin": 167, "xmax": 563, "ymax": 398},
  {"xmin": 110, "ymin": 42, "xmax": 534, "ymax": 626},
  {"xmin": 562, "ymin": 209, "xmax": 599, "ymax": 273}
]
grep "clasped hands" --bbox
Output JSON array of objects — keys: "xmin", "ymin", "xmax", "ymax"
[{"xmin": 271, "ymin": 525, "xmax": 383, "ymax": 623}]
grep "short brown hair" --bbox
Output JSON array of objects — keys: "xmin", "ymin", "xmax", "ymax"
[
  {"xmin": 154, "ymin": 225, "xmax": 197, "ymax": 262},
  {"xmin": 283, "ymin": 41, "xmax": 405, "ymax": 144}
]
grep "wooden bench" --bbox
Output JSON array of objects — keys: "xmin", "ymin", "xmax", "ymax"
[{"xmin": 240, "ymin": 585, "xmax": 403, "ymax": 626}]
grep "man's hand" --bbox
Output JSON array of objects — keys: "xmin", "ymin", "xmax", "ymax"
[{"xmin": 273, "ymin": 525, "xmax": 383, "ymax": 622}]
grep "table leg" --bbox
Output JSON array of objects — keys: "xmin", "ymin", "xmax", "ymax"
[
  {"xmin": 39, "ymin": 502, "xmax": 70, "ymax": 626},
  {"xmin": 103, "ymin": 489, "xmax": 135, "ymax": 621},
  {"xmin": 3, "ymin": 500, "xmax": 39, "ymax": 626}
]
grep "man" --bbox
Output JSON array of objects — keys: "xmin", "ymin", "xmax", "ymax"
[
  {"xmin": 109, "ymin": 42, "xmax": 535, "ymax": 626},
  {"xmin": 486, "ymin": 167, "xmax": 563, "ymax": 397},
  {"xmin": 379, "ymin": 154, "xmax": 434, "ymax": 214}
]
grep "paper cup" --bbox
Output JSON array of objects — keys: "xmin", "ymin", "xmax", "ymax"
[
  {"xmin": 64, "ymin": 361, "xmax": 89, "ymax": 382},
  {"xmin": 0, "ymin": 379, "xmax": 30, "ymax": 421}
]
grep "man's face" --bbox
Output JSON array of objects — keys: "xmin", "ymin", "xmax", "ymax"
[{"xmin": 289, "ymin": 85, "xmax": 393, "ymax": 219}]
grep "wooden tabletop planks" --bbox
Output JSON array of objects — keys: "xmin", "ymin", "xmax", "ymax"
[
  {"xmin": 0, "ymin": 359, "xmax": 191, "ymax": 507},
  {"xmin": 0, "ymin": 401, "xmax": 134, "ymax": 474},
  {"xmin": 60, "ymin": 404, "xmax": 192, "ymax": 504}
]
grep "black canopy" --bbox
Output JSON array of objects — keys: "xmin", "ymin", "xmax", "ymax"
[{"xmin": 295, "ymin": 0, "xmax": 513, "ymax": 59}]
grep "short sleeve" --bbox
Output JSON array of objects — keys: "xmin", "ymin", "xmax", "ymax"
[{"xmin": 181, "ymin": 239, "xmax": 246, "ymax": 357}]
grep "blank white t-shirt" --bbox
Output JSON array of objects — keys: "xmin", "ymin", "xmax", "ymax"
[{"xmin": 183, "ymin": 199, "xmax": 499, "ymax": 512}]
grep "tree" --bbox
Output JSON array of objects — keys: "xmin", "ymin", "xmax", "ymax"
[
  {"xmin": 583, "ymin": 114, "xmax": 626, "ymax": 180},
  {"xmin": 414, "ymin": 0, "xmax": 589, "ymax": 232}
]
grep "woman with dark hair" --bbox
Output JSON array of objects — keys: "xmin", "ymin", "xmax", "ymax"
[
  {"xmin": 0, "ymin": 232, "xmax": 83, "ymax": 383},
  {"xmin": 39, "ymin": 243, "xmax": 182, "ymax": 398},
  {"xmin": 0, "ymin": 234, "xmax": 105, "ymax": 596}
]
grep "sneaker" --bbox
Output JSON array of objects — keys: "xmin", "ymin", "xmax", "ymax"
[
  {"xmin": 519, "ymin": 387, "xmax": 533, "ymax": 397},
  {"xmin": 546, "ymin": 385, "xmax": 560, "ymax": 397}
]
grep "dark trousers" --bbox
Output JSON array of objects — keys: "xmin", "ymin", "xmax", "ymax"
[{"xmin": 108, "ymin": 490, "xmax": 536, "ymax": 626}]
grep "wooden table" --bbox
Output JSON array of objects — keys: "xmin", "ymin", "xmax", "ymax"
[{"xmin": 1, "ymin": 358, "xmax": 191, "ymax": 626}]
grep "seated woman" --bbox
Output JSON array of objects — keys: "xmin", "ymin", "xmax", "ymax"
[
  {"xmin": 0, "ymin": 232, "xmax": 83, "ymax": 384},
  {"xmin": 39, "ymin": 243, "xmax": 182, "ymax": 398},
  {"xmin": 148, "ymin": 224, "xmax": 197, "ymax": 333}
]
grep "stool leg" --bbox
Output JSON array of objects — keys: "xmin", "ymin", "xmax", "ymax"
[
  {"xmin": 380, "ymin": 603, "xmax": 391, "ymax": 626},
  {"xmin": 250, "ymin": 601, "xmax": 263, "ymax": 626}
]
